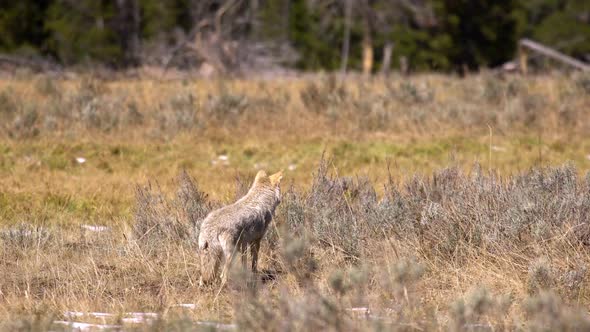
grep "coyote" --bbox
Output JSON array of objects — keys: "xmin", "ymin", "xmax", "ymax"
[{"xmin": 198, "ymin": 170, "xmax": 283, "ymax": 285}]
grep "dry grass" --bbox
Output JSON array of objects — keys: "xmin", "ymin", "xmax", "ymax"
[{"xmin": 1, "ymin": 71, "xmax": 590, "ymax": 331}]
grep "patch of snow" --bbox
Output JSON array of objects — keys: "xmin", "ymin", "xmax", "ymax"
[
  {"xmin": 75, "ymin": 157, "xmax": 86, "ymax": 164},
  {"xmin": 195, "ymin": 321, "xmax": 237, "ymax": 330},
  {"xmin": 121, "ymin": 316, "xmax": 154, "ymax": 324},
  {"xmin": 216, "ymin": 154, "xmax": 230, "ymax": 166},
  {"xmin": 347, "ymin": 307, "xmax": 371, "ymax": 319},
  {"xmin": 63, "ymin": 311, "xmax": 157, "ymax": 322},
  {"xmin": 53, "ymin": 321, "xmax": 120, "ymax": 331},
  {"xmin": 81, "ymin": 225, "xmax": 110, "ymax": 232},
  {"xmin": 126, "ymin": 312, "xmax": 158, "ymax": 318},
  {"xmin": 59, "ymin": 311, "xmax": 234, "ymax": 329}
]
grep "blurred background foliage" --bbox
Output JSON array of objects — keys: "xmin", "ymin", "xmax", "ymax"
[{"xmin": 0, "ymin": 0, "xmax": 588, "ymax": 71}]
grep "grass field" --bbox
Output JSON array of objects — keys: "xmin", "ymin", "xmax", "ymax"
[{"xmin": 1, "ymin": 71, "xmax": 590, "ymax": 331}]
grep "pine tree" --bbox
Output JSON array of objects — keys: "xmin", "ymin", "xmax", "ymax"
[
  {"xmin": 0, "ymin": 1, "xmax": 51, "ymax": 55},
  {"xmin": 44, "ymin": 0, "xmax": 122, "ymax": 65},
  {"xmin": 525, "ymin": 0, "xmax": 590, "ymax": 60},
  {"xmin": 431, "ymin": 0, "xmax": 524, "ymax": 70}
]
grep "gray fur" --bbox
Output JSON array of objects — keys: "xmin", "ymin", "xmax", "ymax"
[{"xmin": 198, "ymin": 170, "xmax": 282, "ymax": 285}]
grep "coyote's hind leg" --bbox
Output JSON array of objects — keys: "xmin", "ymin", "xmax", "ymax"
[
  {"xmin": 250, "ymin": 239, "xmax": 261, "ymax": 273},
  {"xmin": 199, "ymin": 248, "xmax": 222, "ymax": 286},
  {"xmin": 219, "ymin": 234, "xmax": 238, "ymax": 284},
  {"xmin": 240, "ymin": 241, "xmax": 248, "ymax": 269}
]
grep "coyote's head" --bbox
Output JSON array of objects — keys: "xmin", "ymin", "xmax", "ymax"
[
  {"xmin": 269, "ymin": 170, "xmax": 283, "ymax": 187},
  {"xmin": 269, "ymin": 170, "xmax": 283, "ymax": 200},
  {"xmin": 250, "ymin": 170, "xmax": 283, "ymax": 201}
]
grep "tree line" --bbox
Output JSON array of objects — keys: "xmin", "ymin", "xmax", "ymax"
[{"xmin": 0, "ymin": 0, "xmax": 589, "ymax": 72}]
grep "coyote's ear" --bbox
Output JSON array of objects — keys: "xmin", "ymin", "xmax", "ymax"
[
  {"xmin": 254, "ymin": 170, "xmax": 268, "ymax": 182},
  {"xmin": 269, "ymin": 170, "xmax": 283, "ymax": 186}
]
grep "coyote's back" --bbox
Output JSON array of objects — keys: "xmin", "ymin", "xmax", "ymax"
[{"xmin": 198, "ymin": 170, "xmax": 283, "ymax": 284}]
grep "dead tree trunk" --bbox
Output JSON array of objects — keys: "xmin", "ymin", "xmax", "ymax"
[
  {"xmin": 340, "ymin": 0, "xmax": 352, "ymax": 76},
  {"xmin": 518, "ymin": 38, "xmax": 590, "ymax": 73},
  {"xmin": 380, "ymin": 42, "xmax": 393, "ymax": 76},
  {"xmin": 361, "ymin": 0, "xmax": 373, "ymax": 76},
  {"xmin": 519, "ymin": 43, "xmax": 528, "ymax": 74}
]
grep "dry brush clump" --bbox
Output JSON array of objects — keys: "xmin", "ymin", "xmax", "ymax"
[
  {"xmin": 277, "ymin": 158, "xmax": 590, "ymax": 262},
  {"xmin": 133, "ymin": 169, "xmax": 213, "ymax": 245}
]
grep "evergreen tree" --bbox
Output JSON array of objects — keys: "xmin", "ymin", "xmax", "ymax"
[
  {"xmin": 0, "ymin": 0, "xmax": 587, "ymax": 70},
  {"xmin": 45, "ymin": 0, "xmax": 122, "ymax": 65},
  {"xmin": 0, "ymin": 1, "xmax": 51, "ymax": 55},
  {"xmin": 431, "ymin": 0, "xmax": 525, "ymax": 70},
  {"xmin": 525, "ymin": 0, "xmax": 590, "ymax": 60}
]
